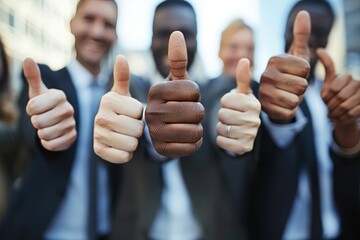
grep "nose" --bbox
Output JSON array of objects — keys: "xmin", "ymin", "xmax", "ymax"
[
  {"xmin": 89, "ymin": 21, "xmax": 105, "ymax": 39},
  {"xmin": 237, "ymin": 48, "xmax": 251, "ymax": 59}
]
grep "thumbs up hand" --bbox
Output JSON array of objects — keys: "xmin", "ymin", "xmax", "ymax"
[
  {"xmin": 259, "ymin": 11, "xmax": 311, "ymax": 123},
  {"xmin": 94, "ymin": 55, "xmax": 144, "ymax": 163},
  {"xmin": 145, "ymin": 31, "xmax": 205, "ymax": 157},
  {"xmin": 216, "ymin": 59, "xmax": 261, "ymax": 154},
  {"xmin": 24, "ymin": 58, "xmax": 77, "ymax": 151},
  {"xmin": 317, "ymin": 48, "xmax": 360, "ymax": 125},
  {"xmin": 317, "ymin": 48, "xmax": 360, "ymax": 148}
]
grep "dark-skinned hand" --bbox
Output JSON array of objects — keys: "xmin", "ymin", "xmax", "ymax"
[
  {"xmin": 145, "ymin": 31, "xmax": 205, "ymax": 158},
  {"xmin": 259, "ymin": 11, "xmax": 311, "ymax": 123},
  {"xmin": 317, "ymin": 48, "xmax": 360, "ymax": 148}
]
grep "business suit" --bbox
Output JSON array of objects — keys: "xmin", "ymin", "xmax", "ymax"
[
  {"xmin": 332, "ymin": 152, "xmax": 360, "ymax": 240},
  {"xmin": 110, "ymin": 129, "xmax": 246, "ymax": 240},
  {"xmin": 251, "ymin": 92, "xmax": 360, "ymax": 240},
  {"xmin": 0, "ymin": 64, "xmax": 131, "ymax": 239},
  {"xmin": 110, "ymin": 75, "xmax": 259, "ymax": 240},
  {"xmin": 202, "ymin": 75, "xmax": 260, "ymax": 240}
]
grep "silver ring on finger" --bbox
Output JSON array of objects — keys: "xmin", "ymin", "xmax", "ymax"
[{"xmin": 225, "ymin": 124, "xmax": 232, "ymax": 137}]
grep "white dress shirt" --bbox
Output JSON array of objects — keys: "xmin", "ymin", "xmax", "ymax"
[
  {"xmin": 262, "ymin": 78, "xmax": 340, "ymax": 239},
  {"xmin": 45, "ymin": 60, "xmax": 110, "ymax": 239}
]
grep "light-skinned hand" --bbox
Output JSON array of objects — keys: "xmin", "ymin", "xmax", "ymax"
[
  {"xmin": 94, "ymin": 55, "xmax": 144, "ymax": 163},
  {"xmin": 216, "ymin": 58, "xmax": 261, "ymax": 154},
  {"xmin": 24, "ymin": 57, "xmax": 77, "ymax": 151}
]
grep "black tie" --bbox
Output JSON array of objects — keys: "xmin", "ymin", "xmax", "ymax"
[
  {"xmin": 88, "ymin": 81, "xmax": 102, "ymax": 240},
  {"xmin": 299, "ymin": 101, "xmax": 323, "ymax": 239}
]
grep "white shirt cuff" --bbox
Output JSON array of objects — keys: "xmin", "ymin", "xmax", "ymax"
[{"xmin": 331, "ymin": 137, "xmax": 360, "ymax": 158}]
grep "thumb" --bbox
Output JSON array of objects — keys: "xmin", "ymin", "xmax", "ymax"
[
  {"xmin": 236, "ymin": 58, "xmax": 252, "ymax": 94},
  {"xmin": 290, "ymin": 10, "xmax": 311, "ymax": 61},
  {"xmin": 316, "ymin": 48, "xmax": 336, "ymax": 84},
  {"xmin": 168, "ymin": 31, "xmax": 188, "ymax": 80},
  {"xmin": 23, "ymin": 58, "xmax": 47, "ymax": 98},
  {"xmin": 112, "ymin": 55, "xmax": 131, "ymax": 96}
]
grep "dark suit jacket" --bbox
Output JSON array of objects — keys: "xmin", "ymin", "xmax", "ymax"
[
  {"xmin": 251, "ymin": 94, "xmax": 360, "ymax": 240},
  {"xmin": 201, "ymin": 75, "xmax": 260, "ymax": 240},
  {"xmin": 332, "ymin": 152, "xmax": 360, "ymax": 240},
  {"xmin": 0, "ymin": 65, "xmax": 148, "ymax": 239},
  {"xmin": 110, "ymin": 75, "xmax": 259, "ymax": 240}
]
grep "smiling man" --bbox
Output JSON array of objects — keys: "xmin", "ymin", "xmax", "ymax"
[{"xmin": 0, "ymin": 0, "xmax": 120, "ymax": 239}]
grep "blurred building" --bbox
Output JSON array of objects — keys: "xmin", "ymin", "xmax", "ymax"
[
  {"xmin": 343, "ymin": 0, "xmax": 360, "ymax": 79},
  {"xmin": 0, "ymin": 0, "xmax": 77, "ymax": 93}
]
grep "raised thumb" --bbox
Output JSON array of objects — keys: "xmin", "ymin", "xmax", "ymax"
[
  {"xmin": 168, "ymin": 31, "xmax": 189, "ymax": 80},
  {"xmin": 23, "ymin": 58, "xmax": 47, "ymax": 98},
  {"xmin": 236, "ymin": 58, "xmax": 252, "ymax": 94},
  {"xmin": 290, "ymin": 10, "xmax": 311, "ymax": 61},
  {"xmin": 112, "ymin": 55, "xmax": 131, "ymax": 96}
]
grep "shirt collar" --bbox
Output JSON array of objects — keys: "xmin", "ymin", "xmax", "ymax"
[{"xmin": 67, "ymin": 59, "xmax": 109, "ymax": 89}]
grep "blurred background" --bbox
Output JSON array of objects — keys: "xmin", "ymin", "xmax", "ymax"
[{"xmin": 0, "ymin": 0, "xmax": 355, "ymax": 95}]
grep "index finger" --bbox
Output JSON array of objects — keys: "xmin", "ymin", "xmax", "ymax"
[{"xmin": 168, "ymin": 31, "xmax": 189, "ymax": 80}]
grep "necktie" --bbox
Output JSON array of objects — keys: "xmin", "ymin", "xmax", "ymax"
[
  {"xmin": 88, "ymin": 80, "xmax": 103, "ymax": 240},
  {"xmin": 300, "ymin": 101, "xmax": 323, "ymax": 239}
]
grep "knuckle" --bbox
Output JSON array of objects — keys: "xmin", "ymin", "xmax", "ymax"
[
  {"xmin": 42, "ymin": 141, "xmax": 56, "ymax": 151},
  {"xmin": 59, "ymin": 103, "xmax": 74, "ymax": 119},
  {"xmin": 249, "ymin": 100, "xmax": 262, "ymax": 113},
  {"xmin": 194, "ymin": 103, "xmax": 205, "ymax": 122},
  {"xmin": 249, "ymin": 118, "xmax": 261, "ymax": 128},
  {"xmin": 69, "ymin": 130, "xmax": 77, "ymax": 143},
  {"xmin": 337, "ymin": 94, "xmax": 347, "ymax": 103},
  {"xmin": 134, "ymin": 122, "xmax": 144, "ymax": 138},
  {"xmin": 220, "ymin": 93, "xmax": 232, "ymax": 106},
  {"xmin": 296, "ymin": 80, "xmax": 308, "ymax": 94},
  {"xmin": 284, "ymin": 109, "xmax": 296, "ymax": 120},
  {"xmin": 95, "ymin": 114, "xmax": 111, "ymax": 128},
  {"xmin": 193, "ymin": 124, "xmax": 203, "ymax": 142},
  {"xmin": 127, "ymin": 138, "xmax": 139, "ymax": 152},
  {"xmin": 38, "ymin": 129, "xmax": 50, "ymax": 141},
  {"xmin": 117, "ymin": 152, "xmax": 131, "ymax": 163},
  {"xmin": 300, "ymin": 62, "xmax": 311, "ymax": 78},
  {"xmin": 269, "ymin": 55, "xmax": 281, "ymax": 65},
  {"xmin": 26, "ymin": 99, "xmax": 37, "ymax": 115},
  {"xmin": 288, "ymin": 96, "xmax": 300, "ymax": 109},
  {"xmin": 31, "ymin": 115, "xmax": 41, "ymax": 129}
]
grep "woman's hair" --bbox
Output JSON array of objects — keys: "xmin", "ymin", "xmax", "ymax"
[
  {"xmin": 219, "ymin": 18, "xmax": 253, "ymax": 52},
  {"xmin": 0, "ymin": 38, "xmax": 18, "ymax": 124}
]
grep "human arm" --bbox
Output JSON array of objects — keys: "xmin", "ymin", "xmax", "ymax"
[
  {"xmin": 259, "ymin": 11, "xmax": 311, "ymax": 147},
  {"xmin": 317, "ymin": 48, "xmax": 360, "ymax": 160}
]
